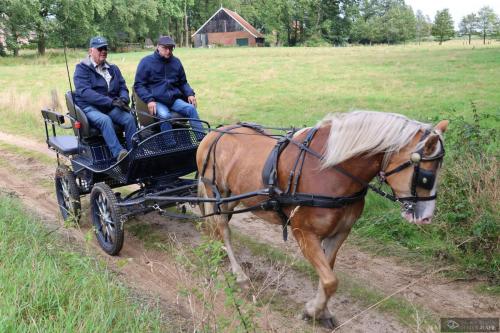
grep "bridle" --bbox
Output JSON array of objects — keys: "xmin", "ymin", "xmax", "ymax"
[{"xmin": 377, "ymin": 129, "xmax": 445, "ymax": 212}]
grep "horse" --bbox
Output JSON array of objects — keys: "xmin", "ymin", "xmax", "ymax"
[{"xmin": 196, "ymin": 111, "xmax": 448, "ymax": 328}]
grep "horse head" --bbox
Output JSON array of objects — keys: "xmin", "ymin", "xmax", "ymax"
[{"xmin": 382, "ymin": 120, "xmax": 448, "ymax": 224}]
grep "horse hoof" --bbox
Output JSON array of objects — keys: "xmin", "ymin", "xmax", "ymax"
[
  {"xmin": 319, "ymin": 317, "xmax": 337, "ymax": 329},
  {"xmin": 300, "ymin": 312, "xmax": 337, "ymax": 329}
]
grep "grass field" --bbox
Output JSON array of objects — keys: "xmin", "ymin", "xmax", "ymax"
[
  {"xmin": 0, "ymin": 194, "xmax": 168, "ymax": 332},
  {"xmin": 0, "ymin": 41, "xmax": 498, "ymax": 287},
  {"xmin": 0, "ymin": 40, "xmax": 499, "ymax": 138}
]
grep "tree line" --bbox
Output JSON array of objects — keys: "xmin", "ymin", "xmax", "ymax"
[{"xmin": 1, "ymin": 0, "xmax": 499, "ymax": 56}]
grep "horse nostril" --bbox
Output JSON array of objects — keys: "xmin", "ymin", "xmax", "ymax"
[{"xmin": 421, "ymin": 217, "xmax": 431, "ymax": 224}]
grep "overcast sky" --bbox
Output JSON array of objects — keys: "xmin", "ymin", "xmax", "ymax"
[{"xmin": 405, "ymin": 0, "xmax": 500, "ymax": 26}]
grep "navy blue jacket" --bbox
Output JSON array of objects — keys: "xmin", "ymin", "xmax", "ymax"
[
  {"xmin": 134, "ymin": 51, "xmax": 194, "ymax": 107},
  {"xmin": 73, "ymin": 57, "xmax": 130, "ymax": 111}
]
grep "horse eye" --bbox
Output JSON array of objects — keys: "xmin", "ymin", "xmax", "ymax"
[{"xmin": 410, "ymin": 153, "xmax": 421, "ymax": 163}]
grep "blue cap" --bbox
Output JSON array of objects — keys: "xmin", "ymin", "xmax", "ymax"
[
  {"xmin": 158, "ymin": 36, "xmax": 176, "ymax": 46},
  {"xmin": 89, "ymin": 36, "xmax": 108, "ymax": 48}
]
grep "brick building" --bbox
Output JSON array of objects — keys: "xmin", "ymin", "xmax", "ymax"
[{"xmin": 192, "ymin": 7, "xmax": 264, "ymax": 48}]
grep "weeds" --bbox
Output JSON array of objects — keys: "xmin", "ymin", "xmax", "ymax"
[
  {"xmin": 435, "ymin": 103, "xmax": 499, "ymax": 283},
  {"xmin": 176, "ymin": 236, "xmax": 258, "ymax": 332}
]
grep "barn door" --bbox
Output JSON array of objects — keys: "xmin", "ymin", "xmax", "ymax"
[
  {"xmin": 201, "ymin": 34, "xmax": 208, "ymax": 47},
  {"xmin": 236, "ymin": 38, "xmax": 248, "ymax": 46}
]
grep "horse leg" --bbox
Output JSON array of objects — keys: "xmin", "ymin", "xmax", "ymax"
[
  {"xmin": 197, "ymin": 180, "xmax": 250, "ymax": 288},
  {"xmin": 293, "ymin": 229, "xmax": 339, "ymax": 327}
]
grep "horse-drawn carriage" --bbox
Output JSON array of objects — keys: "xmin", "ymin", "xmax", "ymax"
[
  {"xmin": 42, "ymin": 94, "xmax": 448, "ymax": 327},
  {"xmin": 42, "ymin": 91, "xmax": 209, "ymax": 255}
]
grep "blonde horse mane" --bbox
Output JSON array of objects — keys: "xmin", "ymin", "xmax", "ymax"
[{"xmin": 319, "ymin": 111, "xmax": 432, "ymax": 168}]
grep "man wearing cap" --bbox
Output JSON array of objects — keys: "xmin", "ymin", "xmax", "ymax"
[
  {"xmin": 74, "ymin": 36, "xmax": 136, "ymax": 161},
  {"xmin": 134, "ymin": 36, "xmax": 203, "ymax": 137}
]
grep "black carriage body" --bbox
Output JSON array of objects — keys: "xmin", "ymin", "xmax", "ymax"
[
  {"xmin": 69, "ymin": 127, "xmax": 200, "ymax": 194},
  {"xmin": 41, "ymin": 107, "xmax": 206, "ymax": 196}
]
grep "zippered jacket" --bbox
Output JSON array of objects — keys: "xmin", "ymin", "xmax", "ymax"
[
  {"xmin": 133, "ymin": 51, "xmax": 194, "ymax": 107},
  {"xmin": 73, "ymin": 57, "xmax": 130, "ymax": 111}
]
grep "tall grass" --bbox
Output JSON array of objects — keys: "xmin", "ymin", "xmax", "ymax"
[{"xmin": 0, "ymin": 193, "xmax": 167, "ymax": 332}]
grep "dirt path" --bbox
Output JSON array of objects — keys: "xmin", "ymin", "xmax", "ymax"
[{"xmin": 0, "ymin": 131, "xmax": 498, "ymax": 332}]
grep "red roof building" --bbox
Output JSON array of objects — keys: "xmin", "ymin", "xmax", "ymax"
[{"xmin": 192, "ymin": 7, "xmax": 264, "ymax": 47}]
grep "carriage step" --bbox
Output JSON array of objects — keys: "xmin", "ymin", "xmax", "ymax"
[{"xmin": 48, "ymin": 135, "xmax": 79, "ymax": 155}]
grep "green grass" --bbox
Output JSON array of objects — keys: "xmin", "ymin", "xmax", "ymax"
[
  {"xmin": 1, "ymin": 42, "xmax": 500, "ymax": 140},
  {"xmin": 0, "ymin": 193, "xmax": 168, "ymax": 332}
]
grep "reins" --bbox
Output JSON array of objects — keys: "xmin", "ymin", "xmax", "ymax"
[{"xmin": 135, "ymin": 121, "xmax": 444, "ymax": 239}]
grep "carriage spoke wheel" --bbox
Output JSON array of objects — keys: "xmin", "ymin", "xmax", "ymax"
[
  {"xmin": 55, "ymin": 165, "xmax": 81, "ymax": 223},
  {"xmin": 90, "ymin": 183, "xmax": 124, "ymax": 255}
]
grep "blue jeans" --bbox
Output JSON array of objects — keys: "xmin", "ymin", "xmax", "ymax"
[
  {"xmin": 83, "ymin": 106, "xmax": 137, "ymax": 158},
  {"xmin": 156, "ymin": 99, "xmax": 203, "ymax": 134}
]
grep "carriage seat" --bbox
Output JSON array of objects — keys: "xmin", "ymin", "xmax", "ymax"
[
  {"xmin": 41, "ymin": 108, "xmax": 79, "ymax": 155},
  {"xmin": 65, "ymin": 91, "xmax": 123, "ymax": 139},
  {"xmin": 132, "ymin": 89, "xmax": 184, "ymax": 128},
  {"xmin": 48, "ymin": 135, "xmax": 79, "ymax": 155}
]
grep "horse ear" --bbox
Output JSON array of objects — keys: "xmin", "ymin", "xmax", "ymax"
[
  {"xmin": 435, "ymin": 120, "xmax": 449, "ymax": 134},
  {"xmin": 424, "ymin": 134, "xmax": 439, "ymax": 156}
]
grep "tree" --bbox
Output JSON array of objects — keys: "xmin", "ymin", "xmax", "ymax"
[
  {"xmin": 0, "ymin": 0, "xmax": 34, "ymax": 56},
  {"xmin": 459, "ymin": 13, "xmax": 478, "ymax": 45},
  {"xmin": 432, "ymin": 9, "xmax": 454, "ymax": 45},
  {"xmin": 94, "ymin": 0, "xmax": 159, "ymax": 50},
  {"xmin": 477, "ymin": 6, "xmax": 498, "ymax": 44},
  {"xmin": 415, "ymin": 10, "xmax": 431, "ymax": 44},
  {"xmin": 382, "ymin": 4, "xmax": 415, "ymax": 44}
]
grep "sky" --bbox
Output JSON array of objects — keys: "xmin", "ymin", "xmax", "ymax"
[{"xmin": 405, "ymin": 0, "xmax": 500, "ymax": 26}]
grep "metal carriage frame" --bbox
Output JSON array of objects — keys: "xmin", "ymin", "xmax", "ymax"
[{"xmin": 41, "ymin": 94, "xmax": 210, "ymax": 255}]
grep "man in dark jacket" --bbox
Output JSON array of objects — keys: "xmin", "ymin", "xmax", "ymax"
[
  {"xmin": 74, "ymin": 36, "xmax": 136, "ymax": 161},
  {"xmin": 133, "ymin": 36, "xmax": 203, "ymax": 137}
]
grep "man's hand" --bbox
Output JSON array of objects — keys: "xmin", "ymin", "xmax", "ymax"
[
  {"xmin": 187, "ymin": 95, "xmax": 197, "ymax": 108},
  {"xmin": 112, "ymin": 98, "xmax": 130, "ymax": 112},
  {"xmin": 147, "ymin": 101, "xmax": 156, "ymax": 116}
]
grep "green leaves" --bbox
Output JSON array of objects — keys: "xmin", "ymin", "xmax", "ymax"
[{"xmin": 431, "ymin": 8, "xmax": 454, "ymax": 44}]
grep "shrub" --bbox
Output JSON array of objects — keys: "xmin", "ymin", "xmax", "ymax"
[{"xmin": 434, "ymin": 103, "xmax": 499, "ymax": 283}]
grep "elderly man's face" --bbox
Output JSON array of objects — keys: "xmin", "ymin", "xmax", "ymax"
[
  {"xmin": 158, "ymin": 45, "xmax": 174, "ymax": 59},
  {"xmin": 89, "ymin": 46, "xmax": 108, "ymax": 65}
]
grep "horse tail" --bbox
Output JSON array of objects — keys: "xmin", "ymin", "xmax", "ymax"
[{"xmin": 197, "ymin": 176, "xmax": 207, "ymax": 215}]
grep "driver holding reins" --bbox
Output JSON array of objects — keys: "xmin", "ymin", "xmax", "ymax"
[{"xmin": 73, "ymin": 36, "xmax": 137, "ymax": 162}]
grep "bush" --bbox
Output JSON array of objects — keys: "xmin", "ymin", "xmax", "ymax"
[
  {"xmin": 300, "ymin": 34, "xmax": 332, "ymax": 47},
  {"xmin": 434, "ymin": 103, "xmax": 499, "ymax": 283}
]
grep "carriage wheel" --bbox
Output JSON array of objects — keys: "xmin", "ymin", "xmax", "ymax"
[
  {"xmin": 55, "ymin": 165, "xmax": 81, "ymax": 223},
  {"xmin": 90, "ymin": 183, "xmax": 124, "ymax": 255}
]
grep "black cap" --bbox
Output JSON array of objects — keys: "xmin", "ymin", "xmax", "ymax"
[
  {"xmin": 89, "ymin": 36, "xmax": 108, "ymax": 48},
  {"xmin": 158, "ymin": 36, "xmax": 176, "ymax": 47}
]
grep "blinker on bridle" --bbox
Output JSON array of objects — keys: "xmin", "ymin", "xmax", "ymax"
[{"xmin": 378, "ymin": 130, "xmax": 445, "ymax": 209}]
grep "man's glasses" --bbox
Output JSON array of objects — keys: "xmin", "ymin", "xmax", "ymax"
[
  {"xmin": 97, "ymin": 47, "xmax": 108, "ymax": 52},
  {"xmin": 160, "ymin": 45, "xmax": 174, "ymax": 51}
]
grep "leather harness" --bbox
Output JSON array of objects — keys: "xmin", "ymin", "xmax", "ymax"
[{"xmin": 200, "ymin": 123, "xmax": 367, "ymax": 241}]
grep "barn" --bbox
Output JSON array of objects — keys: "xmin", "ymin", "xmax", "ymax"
[{"xmin": 192, "ymin": 7, "xmax": 264, "ymax": 48}]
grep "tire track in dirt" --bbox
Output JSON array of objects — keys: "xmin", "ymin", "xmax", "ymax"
[
  {"xmin": 0, "ymin": 135, "xmax": 330, "ymax": 332},
  {"xmin": 1, "ymin": 131, "xmax": 498, "ymax": 331}
]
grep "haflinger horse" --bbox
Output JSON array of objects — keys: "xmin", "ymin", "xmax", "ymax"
[{"xmin": 196, "ymin": 111, "xmax": 448, "ymax": 328}]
